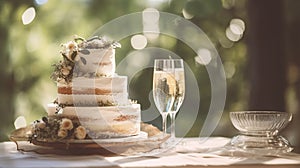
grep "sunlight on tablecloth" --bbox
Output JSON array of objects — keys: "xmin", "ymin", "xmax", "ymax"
[{"xmin": 1, "ymin": 137, "xmax": 300, "ymax": 167}]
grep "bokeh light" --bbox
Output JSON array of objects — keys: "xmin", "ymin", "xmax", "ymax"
[
  {"xmin": 143, "ymin": 8, "xmax": 160, "ymax": 23},
  {"xmin": 14, "ymin": 116, "xmax": 27, "ymax": 129},
  {"xmin": 195, "ymin": 48, "xmax": 212, "ymax": 65},
  {"xmin": 131, "ymin": 34, "xmax": 148, "ymax": 50},
  {"xmin": 226, "ymin": 27, "xmax": 241, "ymax": 42},
  {"xmin": 224, "ymin": 61, "xmax": 236, "ymax": 79},
  {"xmin": 226, "ymin": 18, "xmax": 245, "ymax": 42},
  {"xmin": 222, "ymin": 0, "xmax": 236, "ymax": 9},
  {"xmin": 230, "ymin": 18, "xmax": 245, "ymax": 35},
  {"xmin": 143, "ymin": 8, "xmax": 160, "ymax": 35},
  {"xmin": 182, "ymin": 8, "xmax": 194, "ymax": 19},
  {"xmin": 22, "ymin": 7, "xmax": 36, "ymax": 25},
  {"xmin": 34, "ymin": 0, "xmax": 48, "ymax": 5}
]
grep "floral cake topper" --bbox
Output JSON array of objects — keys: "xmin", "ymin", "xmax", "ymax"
[{"xmin": 51, "ymin": 35, "xmax": 120, "ymax": 83}]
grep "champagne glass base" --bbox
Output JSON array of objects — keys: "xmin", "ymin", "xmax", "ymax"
[{"xmin": 227, "ymin": 134, "xmax": 293, "ymax": 155}]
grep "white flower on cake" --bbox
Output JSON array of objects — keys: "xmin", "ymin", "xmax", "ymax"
[{"xmin": 60, "ymin": 41, "xmax": 80, "ymax": 62}]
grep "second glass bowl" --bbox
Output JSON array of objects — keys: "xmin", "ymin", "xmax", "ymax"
[{"xmin": 228, "ymin": 111, "xmax": 293, "ymax": 155}]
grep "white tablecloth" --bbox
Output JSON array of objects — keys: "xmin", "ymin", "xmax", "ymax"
[{"xmin": 1, "ymin": 137, "xmax": 300, "ymax": 168}]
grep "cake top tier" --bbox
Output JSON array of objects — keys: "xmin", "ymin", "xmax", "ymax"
[{"xmin": 51, "ymin": 36, "xmax": 121, "ymax": 84}]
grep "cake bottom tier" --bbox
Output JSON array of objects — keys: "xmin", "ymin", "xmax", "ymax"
[{"xmin": 47, "ymin": 103, "xmax": 141, "ymax": 138}]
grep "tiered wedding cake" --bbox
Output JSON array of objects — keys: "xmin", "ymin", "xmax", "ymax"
[{"xmin": 32, "ymin": 36, "xmax": 141, "ymax": 141}]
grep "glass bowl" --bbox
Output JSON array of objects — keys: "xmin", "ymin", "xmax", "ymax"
[
  {"xmin": 228, "ymin": 111, "xmax": 293, "ymax": 155},
  {"xmin": 230, "ymin": 111, "xmax": 292, "ymax": 136}
]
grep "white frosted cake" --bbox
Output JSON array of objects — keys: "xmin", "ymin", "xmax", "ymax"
[{"xmin": 31, "ymin": 36, "xmax": 141, "ymax": 141}]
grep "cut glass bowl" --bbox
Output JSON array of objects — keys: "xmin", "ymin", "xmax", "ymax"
[{"xmin": 228, "ymin": 111, "xmax": 293, "ymax": 155}]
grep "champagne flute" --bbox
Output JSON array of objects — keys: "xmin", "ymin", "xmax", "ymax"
[{"xmin": 153, "ymin": 59, "xmax": 185, "ymax": 139}]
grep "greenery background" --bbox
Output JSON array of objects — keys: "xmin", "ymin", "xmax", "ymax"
[{"xmin": 1, "ymin": 0, "xmax": 300, "ymax": 152}]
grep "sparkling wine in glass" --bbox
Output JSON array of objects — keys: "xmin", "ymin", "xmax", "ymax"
[{"xmin": 153, "ymin": 59, "xmax": 185, "ymax": 138}]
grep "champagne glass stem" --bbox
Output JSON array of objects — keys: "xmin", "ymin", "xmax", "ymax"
[
  {"xmin": 169, "ymin": 111, "xmax": 176, "ymax": 139},
  {"xmin": 162, "ymin": 113, "xmax": 168, "ymax": 136}
]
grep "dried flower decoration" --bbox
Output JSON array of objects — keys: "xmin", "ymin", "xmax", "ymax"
[
  {"xmin": 60, "ymin": 41, "xmax": 79, "ymax": 62},
  {"xmin": 60, "ymin": 118, "xmax": 73, "ymax": 130},
  {"xmin": 98, "ymin": 100, "xmax": 116, "ymax": 106},
  {"xmin": 74, "ymin": 126, "xmax": 87, "ymax": 139},
  {"xmin": 31, "ymin": 117, "xmax": 61, "ymax": 141},
  {"xmin": 36, "ymin": 122, "xmax": 46, "ymax": 129},
  {"xmin": 57, "ymin": 129, "xmax": 68, "ymax": 138},
  {"xmin": 51, "ymin": 59, "xmax": 74, "ymax": 84}
]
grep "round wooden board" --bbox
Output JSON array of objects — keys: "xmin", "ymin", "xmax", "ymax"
[
  {"xmin": 11, "ymin": 123, "xmax": 170, "ymax": 155},
  {"xmin": 31, "ymin": 132, "xmax": 170, "ymax": 155}
]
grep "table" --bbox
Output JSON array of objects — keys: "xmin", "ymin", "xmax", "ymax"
[{"xmin": 1, "ymin": 137, "xmax": 300, "ymax": 168}]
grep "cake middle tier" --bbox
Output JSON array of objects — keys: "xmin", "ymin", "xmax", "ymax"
[{"xmin": 57, "ymin": 76, "xmax": 130, "ymax": 106}]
